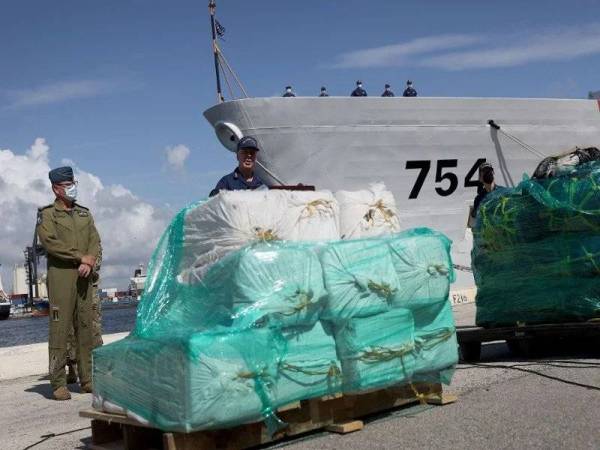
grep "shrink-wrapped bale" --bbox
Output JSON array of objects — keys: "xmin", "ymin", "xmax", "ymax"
[
  {"xmin": 336, "ymin": 182, "xmax": 401, "ymax": 239},
  {"xmin": 412, "ymin": 301, "xmax": 458, "ymax": 383},
  {"xmin": 93, "ymin": 329, "xmax": 283, "ymax": 432},
  {"xmin": 320, "ymin": 239, "xmax": 398, "ymax": 321},
  {"xmin": 178, "ymin": 190, "xmax": 288, "ymax": 283},
  {"xmin": 332, "ymin": 308, "xmax": 415, "ymax": 393},
  {"xmin": 97, "ymin": 186, "xmax": 457, "ymax": 433},
  {"xmin": 387, "ymin": 228, "xmax": 454, "ymax": 313},
  {"xmin": 178, "ymin": 190, "xmax": 339, "ymax": 283},
  {"xmin": 276, "ymin": 322, "xmax": 341, "ymax": 405},
  {"xmin": 473, "ymin": 161, "xmax": 600, "ymax": 327},
  {"xmin": 280, "ymin": 190, "xmax": 340, "ymax": 241}
]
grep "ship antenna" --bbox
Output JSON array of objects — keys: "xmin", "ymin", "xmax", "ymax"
[{"xmin": 209, "ymin": 1, "xmax": 224, "ymax": 103}]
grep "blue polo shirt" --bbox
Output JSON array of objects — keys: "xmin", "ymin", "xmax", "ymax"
[{"xmin": 209, "ymin": 168, "xmax": 266, "ymax": 197}]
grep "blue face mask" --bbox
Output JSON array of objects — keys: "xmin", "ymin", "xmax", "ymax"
[{"xmin": 65, "ymin": 184, "xmax": 78, "ymax": 201}]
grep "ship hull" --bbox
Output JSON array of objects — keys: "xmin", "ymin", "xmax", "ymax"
[{"xmin": 204, "ymin": 97, "xmax": 600, "ymax": 293}]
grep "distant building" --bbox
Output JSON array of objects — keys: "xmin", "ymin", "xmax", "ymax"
[
  {"xmin": 589, "ymin": 91, "xmax": 600, "ymax": 100},
  {"xmin": 12, "ymin": 265, "xmax": 27, "ymax": 296},
  {"xmin": 11, "ymin": 264, "xmax": 47, "ymax": 297}
]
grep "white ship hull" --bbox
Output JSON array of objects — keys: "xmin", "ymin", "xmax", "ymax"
[{"xmin": 204, "ymin": 97, "xmax": 600, "ymax": 294}]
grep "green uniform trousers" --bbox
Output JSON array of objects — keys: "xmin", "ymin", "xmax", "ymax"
[{"xmin": 48, "ymin": 264, "xmax": 94, "ymax": 390}]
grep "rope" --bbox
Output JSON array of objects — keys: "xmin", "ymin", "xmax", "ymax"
[
  {"xmin": 214, "ymin": 43, "xmax": 249, "ymax": 98},
  {"xmin": 409, "ymin": 382, "xmax": 428, "ymax": 405},
  {"xmin": 414, "ymin": 327, "xmax": 455, "ymax": 351},
  {"xmin": 253, "ymin": 227, "xmax": 279, "ymax": 241},
  {"xmin": 256, "ymin": 160, "xmax": 287, "ymax": 186},
  {"xmin": 301, "ymin": 199, "xmax": 335, "ymax": 218},
  {"xmin": 280, "ymin": 361, "xmax": 342, "ymax": 378},
  {"xmin": 279, "ymin": 290, "xmax": 316, "ymax": 316},
  {"xmin": 367, "ymin": 280, "xmax": 397, "ymax": 300},
  {"xmin": 488, "ymin": 120, "xmax": 547, "ymax": 159},
  {"xmin": 452, "ymin": 263, "xmax": 472, "ymax": 273},
  {"xmin": 363, "ymin": 200, "xmax": 397, "ymax": 226},
  {"xmin": 217, "ymin": 54, "xmax": 235, "ymax": 100},
  {"xmin": 355, "ymin": 344, "xmax": 414, "ymax": 364}
]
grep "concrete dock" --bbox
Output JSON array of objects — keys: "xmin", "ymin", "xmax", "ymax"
[{"xmin": 1, "ymin": 304, "xmax": 599, "ymax": 449}]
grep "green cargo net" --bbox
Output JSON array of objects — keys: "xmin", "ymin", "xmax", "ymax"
[
  {"xmin": 93, "ymin": 202, "xmax": 458, "ymax": 433},
  {"xmin": 473, "ymin": 161, "xmax": 600, "ymax": 327}
]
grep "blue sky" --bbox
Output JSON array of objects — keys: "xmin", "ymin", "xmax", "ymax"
[
  {"xmin": 2, "ymin": 0, "xmax": 600, "ymax": 208},
  {"xmin": 1, "ymin": 0, "xmax": 600, "ymax": 288}
]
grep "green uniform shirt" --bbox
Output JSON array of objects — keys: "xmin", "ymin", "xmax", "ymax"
[{"xmin": 37, "ymin": 199, "xmax": 101, "ymax": 266}]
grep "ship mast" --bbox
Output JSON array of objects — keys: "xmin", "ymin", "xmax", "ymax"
[{"xmin": 208, "ymin": 1, "xmax": 224, "ymax": 103}]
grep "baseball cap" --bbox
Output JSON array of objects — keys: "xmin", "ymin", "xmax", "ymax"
[{"xmin": 237, "ymin": 136, "xmax": 260, "ymax": 152}]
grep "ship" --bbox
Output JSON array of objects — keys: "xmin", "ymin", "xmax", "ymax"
[
  {"xmin": 128, "ymin": 264, "xmax": 147, "ymax": 301},
  {"xmin": 204, "ymin": 97, "xmax": 600, "ymax": 297},
  {"xmin": 202, "ymin": 3, "xmax": 600, "ymax": 300}
]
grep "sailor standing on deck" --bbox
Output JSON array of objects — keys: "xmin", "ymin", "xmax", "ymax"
[
  {"xmin": 381, "ymin": 83, "xmax": 395, "ymax": 97},
  {"xmin": 282, "ymin": 85, "xmax": 296, "ymax": 97},
  {"xmin": 209, "ymin": 136, "xmax": 267, "ymax": 196},
  {"xmin": 319, "ymin": 86, "xmax": 329, "ymax": 97},
  {"xmin": 403, "ymin": 80, "xmax": 417, "ymax": 97},
  {"xmin": 37, "ymin": 166, "xmax": 101, "ymax": 401},
  {"xmin": 351, "ymin": 80, "xmax": 367, "ymax": 97}
]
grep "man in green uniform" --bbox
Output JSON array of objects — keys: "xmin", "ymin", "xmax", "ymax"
[
  {"xmin": 37, "ymin": 166, "xmax": 101, "ymax": 400},
  {"xmin": 66, "ymin": 246, "xmax": 103, "ymax": 384}
]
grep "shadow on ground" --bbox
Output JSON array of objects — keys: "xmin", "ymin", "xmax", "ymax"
[{"xmin": 25, "ymin": 377, "xmax": 84, "ymax": 399}]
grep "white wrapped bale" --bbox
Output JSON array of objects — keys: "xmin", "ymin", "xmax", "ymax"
[
  {"xmin": 280, "ymin": 190, "xmax": 340, "ymax": 241},
  {"xmin": 179, "ymin": 190, "xmax": 339, "ymax": 284},
  {"xmin": 276, "ymin": 322, "xmax": 341, "ymax": 405},
  {"xmin": 336, "ymin": 182, "xmax": 401, "ymax": 239},
  {"xmin": 320, "ymin": 238, "xmax": 399, "ymax": 321},
  {"xmin": 332, "ymin": 308, "xmax": 415, "ymax": 393}
]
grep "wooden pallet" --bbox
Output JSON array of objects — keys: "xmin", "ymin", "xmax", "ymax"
[
  {"xmin": 457, "ymin": 320, "xmax": 600, "ymax": 361},
  {"xmin": 81, "ymin": 382, "xmax": 456, "ymax": 450}
]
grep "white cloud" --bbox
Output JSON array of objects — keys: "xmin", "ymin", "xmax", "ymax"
[
  {"xmin": 330, "ymin": 23, "xmax": 600, "ymax": 71},
  {"xmin": 165, "ymin": 144, "xmax": 191, "ymax": 171},
  {"xmin": 0, "ymin": 138, "xmax": 169, "ymax": 292},
  {"xmin": 331, "ymin": 34, "xmax": 481, "ymax": 68},
  {"xmin": 4, "ymin": 79, "xmax": 118, "ymax": 109}
]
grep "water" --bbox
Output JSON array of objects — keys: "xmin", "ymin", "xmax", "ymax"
[{"xmin": 0, "ymin": 305, "xmax": 137, "ymax": 348}]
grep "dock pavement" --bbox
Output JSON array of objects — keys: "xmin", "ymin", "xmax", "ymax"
[{"xmin": 1, "ymin": 304, "xmax": 599, "ymax": 449}]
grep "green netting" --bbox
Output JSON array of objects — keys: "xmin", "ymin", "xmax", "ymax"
[
  {"xmin": 93, "ymin": 201, "xmax": 458, "ymax": 432},
  {"xmin": 473, "ymin": 161, "xmax": 600, "ymax": 327}
]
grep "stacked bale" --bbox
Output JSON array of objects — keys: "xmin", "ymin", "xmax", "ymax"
[
  {"xmin": 93, "ymin": 189, "xmax": 458, "ymax": 432},
  {"xmin": 473, "ymin": 161, "xmax": 600, "ymax": 327}
]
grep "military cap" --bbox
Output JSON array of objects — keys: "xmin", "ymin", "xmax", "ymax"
[
  {"xmin": 356, "ymin": 80, "xmax": 362, "ymax": 85},
  {"xmin": 321, "ymin": 86, "xmax": 327, "ymax": 91},
  {"xmin": 385, "ymin": 84, "xmax": 391, "ymax": 88},
  {"xmin": 285, "ymin": 85, "xmax": 292, "ymax": 90},
  {"xmin": 406, "ymin": 80, "xmax": 413, "ymax": 85},
  {"xmin": 48, "ymin": 166, "xmax": 74, "ymax": 184},
  {"xmin": 237, "ymin": 136, "xmax": 260, "ymax": 152}
]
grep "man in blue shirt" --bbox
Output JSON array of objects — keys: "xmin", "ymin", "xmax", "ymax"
[
  {"xmin": 209, "ymin": 136, "xmax": 266, "ymax": 197},
  {"xmin": 351, "ymin": 80, "xmax": 367, "ymax": 97},
  {"xmin": 403, "ymin": 80, "xmax": 417, "ymax": 97}
]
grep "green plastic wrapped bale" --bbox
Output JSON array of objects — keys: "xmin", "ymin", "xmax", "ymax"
[
  {"xmin": 473, "ymin": 161, "xmax": 600, "ymax": 327},
  {"xmin": 276, "ymin": 322, "xmax": 342, "ymax": 406},
  {"xmin": 94, "ymin": 193, "xmax": 456, "ymax": 432},
  {"xmin": 475, "ymin": 235, "xmax": 600, "ymax": 327},
  {"xmin": 320, "ymin": 238, "xmax": 398, "ymax": 321},
  {"xmin": 332, "ymin": 308, "xmax": 415, "ymax": 393},
  {"xmin": 94, "ymin": 328, "xmax": 284, "ymax": 432},
  {"xmin": 387, "ymin": 228, "xmax": 454, "ymax": 312},
  {"xmin": 412, "ymin": 301, "xmax": 458, "ymax": 383},
  {"xmin": 229, "ymin": 243, "xmax": 326, "ymax": 329}
]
